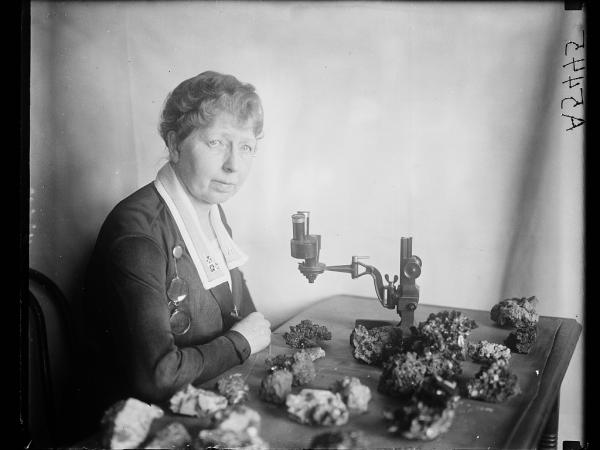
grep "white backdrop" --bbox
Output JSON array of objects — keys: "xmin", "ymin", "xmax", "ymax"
[{"xmin": 30, "ymin": 1, "xmax": 584, "ymax": 442}]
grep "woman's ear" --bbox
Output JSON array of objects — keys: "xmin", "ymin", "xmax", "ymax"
[{"xmin": 167, "ymin": 131, "xmax": 179, "ymax": 163}]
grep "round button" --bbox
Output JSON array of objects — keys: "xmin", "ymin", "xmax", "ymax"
[{"xmin": 403, "ymin": 261, "xmax": 422, "ymax": 279}]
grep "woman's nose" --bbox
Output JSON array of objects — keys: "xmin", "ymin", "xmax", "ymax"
[{"xmin": 223, "ymin": 144, "xmax": 241, "ymax": 173}]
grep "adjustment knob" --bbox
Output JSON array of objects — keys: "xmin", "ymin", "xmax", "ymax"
[{"xmin": 403, "ymin": 259, "xmax": 422, "ymax": 279}]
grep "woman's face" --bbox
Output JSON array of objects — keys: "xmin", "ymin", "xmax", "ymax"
[{"xmin": 169, "ymin": 112, "xmax": 257, "ymax": 208}]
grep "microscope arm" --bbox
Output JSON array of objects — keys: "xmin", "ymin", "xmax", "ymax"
[
  {"xmin": 324, "ymin": 260, "xmax": 392, "ymax": 309},
  {"xmin": 356, "ymin": 262, "xmax": 390, "ymax": 308}
]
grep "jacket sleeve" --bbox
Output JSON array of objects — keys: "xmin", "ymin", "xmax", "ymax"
[{"xmin": 103, "ymin": 234, "xmax": 250, "ymax": 403}]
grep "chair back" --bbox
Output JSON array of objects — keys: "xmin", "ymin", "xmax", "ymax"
[{"xmin": 27, "ymin": 268, "xmax": 83, "ymax": 447}]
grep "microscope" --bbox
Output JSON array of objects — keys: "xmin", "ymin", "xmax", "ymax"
[{"xmin": 290, "ymin": 211, "xmax": 422, "ymax": 331}]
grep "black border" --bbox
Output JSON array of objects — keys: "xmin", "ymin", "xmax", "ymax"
[
  {"xmin": 19, "ymin": 1, "xmax": 591, "ymax": 447},
  {"xmin": 19, "ymin": 0, "xmax": 31, "ymax": 448}
]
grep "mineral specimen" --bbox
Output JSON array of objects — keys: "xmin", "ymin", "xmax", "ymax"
[
  {"xmin": 216, "ymin": 373, "xmax": 250, "ymax": 405},
  {"xmin": 212, "ymin": 405, "xmax": 261, "ymax": 433},
  {"xmin": 304, "ymin": 346, "xmax": 326, "ymax": 361},
  {"xmin": 101, "ymin": 398, "xmax": 164, "ymax": 449},
  {"xmin": 468, "ymin": 340, "xmax": 511, "ymax": 365},
  {"xmin": 265, "ymin": 351, "xmax": 316, "ymax": 386},
  {"xmin": 203, "ymin": 406, "xmax": 267, "ymax": 448},
  {"xmin": 378, "ymin": 352, "xmax": 428, "ymax": 398},
  {"xmin": 417, "ymin": 374, "xmax": 460, "ymax": 408},
  {"xmin": 144, "ymin": 422, "xmax": 191, "ymax": 449},
  {"xmin": 169, "ymin": 384, "xmax": 228, "ymax": 417},
  {"xmin": 383, "ymin": 375, "xmax": 460, "ymax": 441},
  {"xmin": 466, "ymin": 361, "xmax": 521, "ymax": 403},
  {"xmin": 350, "ymin": 324, "xmax": 403, "ymax": 365},
  {"xmin": 490, "ymin": 296, "xmax": 539, "ymax": 328},
  {"xmin": 384, "ymin": 403, "xmax": 456, "ymax": 441},
  {"xmin": 309, "ymin": 430, "xmax": 368, "ymax": 449},
  {"xmin": 422, "ymin": 350, "xmax": 463, "ymax": 381},
  {"xmin": 265, "ymin": 353, "xmax": 295, "ymax": 372},
  {"xmin": 291, "ymin": 350, "xmax": 317, "ymax": 386},
  {"xmin": 200, "ymin": 406, "xmax": 266, "ymax": 450},
  {"xmin": 405, "ymin": 310, "xmax": 478, "ymax": 360},
  {"xmin": 283, "ymin": 319, "xmax": 332, "ymax": 348},
  {"xmin": 505, "ymin": 322, "xmax": 538, "ymax": 354},
  {"xmin": 286, "ymin": 389, "xmax": 349, "ymax": 426},
  {"xmin": 196, "ymin": 427, "xmax": 268, "ymax": 450},
  {"xmin": 169, "ymin": 384, "xmax": 202, "ymax": 416},
  {"xmin": 259, "ymin": 369, "xmax": 293, "ymax": 404},
  {"xmin": 331, "ymin": 376, "xmax": 372, "ymax": 413},
  {"xmin": 197, "ymin": 389, "xmax": 230, "ymax": 415}
]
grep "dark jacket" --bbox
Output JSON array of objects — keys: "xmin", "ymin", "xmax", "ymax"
[{"xmin": 82, "ymin": 182, "xmax": 255, "ymax": 420}]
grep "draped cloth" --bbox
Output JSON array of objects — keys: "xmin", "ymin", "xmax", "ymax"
[{"xmin": 154, "ymin": 163, "xmax": 248, "ymax": 290}]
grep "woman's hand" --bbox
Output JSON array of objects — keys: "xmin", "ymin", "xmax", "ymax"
[{"xmin": 231, "ymin": 312, "xmax": 271, "ymax": 355}]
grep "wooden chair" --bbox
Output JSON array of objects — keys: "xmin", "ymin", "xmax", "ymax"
[{"xmin": 26, "ymin": 268, "xmax": 85, "ymax": 447}]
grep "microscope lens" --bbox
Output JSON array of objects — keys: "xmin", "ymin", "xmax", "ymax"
[{"xmin": 292, "ymin": 214, "xmax": 306, "ymax": 240}]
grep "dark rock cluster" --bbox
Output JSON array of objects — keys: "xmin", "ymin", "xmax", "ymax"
[
  {"xmin": 283, "ymin": 319, "xmax": 332, "ymax": 349},
  {"xmin": 491, "ymin": 296, "xmax": 539, "ymax": 328}
]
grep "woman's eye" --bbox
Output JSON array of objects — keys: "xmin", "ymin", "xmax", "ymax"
[
  {"xmin": 241, "ymin": 144, "xmax": 255, "ymax": 154},
  {"xmin": 207, "ymin": 139, "xmax": 222, "ymax": 147}
]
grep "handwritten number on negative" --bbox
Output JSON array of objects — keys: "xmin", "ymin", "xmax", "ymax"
[
  {"xmin": 561, "ymin": 88, "xmax": 584, "ymax": 110},
  {"xmin": 561, "ymin": 114, "xmax": 584, "ymax": 131},
  {"xmin": 564, "ymin": 30, "xmax": 585, "ymax": 56},
  {"xmin": 562, "ymin": 75, "xmax": 584, "ymax": 89}
]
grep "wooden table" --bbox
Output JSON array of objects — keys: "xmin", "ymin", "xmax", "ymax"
[
  {"xmin": 77, "ymin": 294, "xmax": 582, "ymax": 449},
  {"xmin": 198, "ymin": 294, "xmax": 581, "ymax": 450}
]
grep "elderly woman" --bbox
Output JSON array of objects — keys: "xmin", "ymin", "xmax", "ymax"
[{"xmin": 81, "ymin": 71, "xmax": 271, "ymax": 423}]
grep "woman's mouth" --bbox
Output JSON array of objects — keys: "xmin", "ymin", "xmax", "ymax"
[{"xmin": 212, "ymin": 180, "xmax": 236, "ymax": 193}]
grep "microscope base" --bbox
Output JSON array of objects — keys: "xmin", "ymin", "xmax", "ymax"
[
  {"xmin": 354, "ymin": 318, "xmax": 414, "ymax": 334},
  {"xmin": 354, "ymin": 319, "xmax": 400, "ymax": 329}
]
